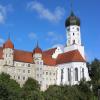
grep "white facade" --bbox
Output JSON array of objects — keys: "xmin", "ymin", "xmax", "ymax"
[{"xmin": 0, "ymin": 11, "xmax": 90, "ymax": 91}]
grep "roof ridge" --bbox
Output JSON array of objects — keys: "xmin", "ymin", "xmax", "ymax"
[
  {"xmin": 14, "ymin": 49, "xmax": 32, "ymax": 53},
  {"xmin": 43, "ymin": 47, "xmax": 57, "ymax": 52}
]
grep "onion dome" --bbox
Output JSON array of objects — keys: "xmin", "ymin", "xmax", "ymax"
[
  {"xmin": 33, "ymin": 43, "xmax": 42, "ymax": 54},
  {"xmin": 65, "ymin": 11, "xmax": 80, "ymax": 27},
  {"xmin": 3, "ymin": 38, "xmax": 14, "ymax": 49}
]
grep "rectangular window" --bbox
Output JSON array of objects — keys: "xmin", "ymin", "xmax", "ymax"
[
  {"xmin": 18, "ymin": 76, "xmax": 20, "ymax": 79},
  {"xmin": 23, "ymin": 77, "xmax": 25, "ymax": 80},
  {"xmin": 53, "ymin": 73, "xmax": 55, "ymax": 75},
  {"xmin": 28, "ymin": 64, "xmax": 30, "ymax": 67},
  {"xmin": 46, "ymin": 72, "xmax": 48, "ymax": 75},
  {"xmin": 28, "ymin": 70, "xmax": 30, "ymax": 73}
]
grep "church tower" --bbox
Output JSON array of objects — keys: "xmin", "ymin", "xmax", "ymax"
[
  {"xmin": 64, "ymin": 11, "xmax": 85, "ymax": 59},
  {"xmin": 65, "ymin": 11, "xmax": 81, "ymax": 46}
]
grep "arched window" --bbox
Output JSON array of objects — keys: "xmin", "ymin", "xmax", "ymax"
[
  {"xmin": 82, "ymin": 68, "xmax": 84, "ymax": 79},
  {"xmin": 68, "ymin": 68, "xmax": 71, "ymax": 82},
  {"xmin": 73, "ymin": 40, "xmax": 75, "ymax": 44},
  {"xmin": 75, "ymin": 68, "xmax": 78, "ymax": 81},
  {"xmin": 61, "ymin": 69, "xmax": 63, "ymax": 83}
]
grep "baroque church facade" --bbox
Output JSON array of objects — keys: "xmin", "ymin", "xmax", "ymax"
[{"xmin": 0, "ymin": 11, "xmax": 90, "ymax": 91}]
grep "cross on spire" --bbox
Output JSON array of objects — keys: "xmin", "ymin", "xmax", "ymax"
[{"xmin": 70, "ymin": 0, "xmax": 74, "ymax": 12}]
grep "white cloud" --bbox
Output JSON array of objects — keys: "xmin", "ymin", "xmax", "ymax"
[
  {"xmin": 27, "ymin": 1, "xmax": 65, "ymax": 22},
  {"xmin": 0, "ymin": 5, "xmax": 6, "ymax": 24},
  {"xmin": 0, "ymin": 38, "xmax": 4, "ymax": 46},
  {"xmin": 46, "ymin": 31, "xmax": 64, "ymax": 45},
  {"xmin": 0, "ymin": 4, "xmax": 13, "ymax": 24},
  {"xmin": 28, "ymin": 32, "xmax": 37, "ymax": 40}
]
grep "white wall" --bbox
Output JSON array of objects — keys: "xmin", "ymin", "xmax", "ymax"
[{"xmin": 56, "ymin": 62, "xmax": 90, "ymax": 86}]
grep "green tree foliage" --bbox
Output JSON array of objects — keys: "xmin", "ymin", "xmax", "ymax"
[
  {"xmin": 44, "ymin": 83, "xmax": 93, "ymax": 100},
  {"xmin": 87, "ymin": 58, "xmax": 100, "ymax": 98},
  {"xmin": 90, "ymin": 59, "xmax": 100, "ymax": 82},
  {"xmin": 0, "ymin": 83, "xmax": 9, "ymax": 100},
  {"xmin": 0, "ymin": 73, "xmax": 21, "ymax": 100},
  {"xmin": 20, "ymin": 78, "xmax": 44, "ymax": 100}
]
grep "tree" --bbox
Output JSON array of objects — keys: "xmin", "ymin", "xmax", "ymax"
[
  {"xmin": 0, "ymin": 83, "xmax": 9, "ymax": 100},
  {"xmin": 0, "ymin": 73, "xmax": 21, "ymax": 100},
  {"xmin": 44, "ymin": 85, "xmax": 64, "ymax": 100},
  {"xmin": 91, "ymin": 59, "xmax": 100, "ymax": 82},
  {"xmin": 20, "ymin": 78, "xmax": 44, "ymax": 100},
  {"xmin": 90, "ymin": 59, "xmax": 100, "ymax": 98}
]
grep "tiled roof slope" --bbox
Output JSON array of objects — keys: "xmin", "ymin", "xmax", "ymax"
[
  {"xmin": 56, "ymin": 50, "xmax": 86, "ymax": 64},
  {"xmin": 0, "ymin": 47, "xmax": 85, "ymax": 65},
  {"xmin": 43, "ymin": 48, "xmax": 57, "ymax": 56},
  {"xmin": 3, "ymin": 39, "xmax": 14, "ymax": 49},
  {"xmin": 14, "ymin": 49, "xmax": 33, "ymax": 63}
]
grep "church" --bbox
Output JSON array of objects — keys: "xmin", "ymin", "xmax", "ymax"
[{"xmin": 0, "ymin": 10, "xmax": 90, "ymax": 91}]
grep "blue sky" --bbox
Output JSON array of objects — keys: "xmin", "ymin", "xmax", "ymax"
[{"xmin": 0, "ymin": 0, "xmax": 100, "ymax": 62}]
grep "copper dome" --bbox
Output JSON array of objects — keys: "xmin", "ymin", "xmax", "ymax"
[{"xmin": 65, "ymin": 11, "xmax": 80, "ymax": 27}]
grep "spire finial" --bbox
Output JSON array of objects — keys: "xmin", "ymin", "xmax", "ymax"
[
  {"xmin": 8, "ymin": 33, "xmax": 10, "ymax": 40},
  {"xmin": 70, "ymin": 0, "xmax": 75, "ymax": 16},
  {"xmin": 36, "ymin": 40, "xmax": 39, "ymax": 48},
  {"xmin": 70, "ymin": 0, "xmax": 74, "ymax": 12}
]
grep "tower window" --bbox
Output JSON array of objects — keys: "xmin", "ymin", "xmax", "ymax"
[
  {"xmin": 67, "ymin": 28, "xmax": 70, "ymax": 31},
  {"xmin": 77, "ymin": 28, "xmax": 79, "ymax": 31},
  {"xmin": 68, "ymin": 40, "xmax": 70, "ymax": 44},
  {"xmin": 73, "ymin": 33, "xmax": 75, "ymax": 36},
  {"xmin": 73, "ymin": 40, "xmax": 75, "ymax": 44}
]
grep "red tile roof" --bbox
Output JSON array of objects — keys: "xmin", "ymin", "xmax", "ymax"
[
  {"xmin": 42, "ymin": 54, "xmax": 56, "ymax": 66},
  {"xmin": 14, "ymin": 49, "xmax": 33, "ymax": 63},
  {"xmin": 0, "ymin": 47, "xmax": 85, "ymax": 66},
  {"xmin": 43, "ymin": 48, "xmax": 57, "ymax": 56},
  {"xmin": 56, "ymin": 50, "xmax": 86, "ymax": 64},
  {"xmin": 3, "ymin": 39, "xmax": 14, "ymax": 49},
  {"xmin": 33, "ymin": 47, "xmax": 42, "ymax": 54}
]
